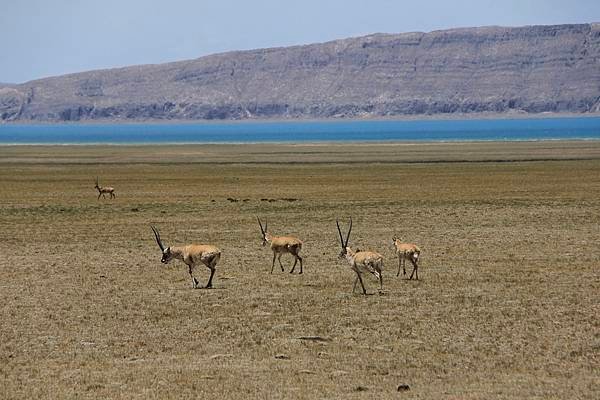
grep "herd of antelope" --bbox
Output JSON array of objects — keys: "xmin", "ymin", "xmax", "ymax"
[
  {"xmin": 95, "ymin": 178, "xmax": 422, "ymax": 295},
  {"xmin": 150, "ymin": 217, "xmax": 421, "ymax": 295}
]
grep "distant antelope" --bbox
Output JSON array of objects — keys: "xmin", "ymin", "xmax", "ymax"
[
  {"xmin": 94, "ymin": 177, "xmax": 115, "ymax": 199},
  {"xmin": 151, "ymin": 225, "xmax": 221, "ymax": 289},
  {"xmin": 392, "ymin": 236, "xmax": 421, "ymax": 280},
  {"xmin": 336, "ymin": 217, "xmax": 383, "ymax": 295},
  {"xmin": 257, "ymin": 217, "xmax": 303, "ymax": 274}
]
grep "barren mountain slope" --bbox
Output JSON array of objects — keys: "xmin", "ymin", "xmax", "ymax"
[{"xmin": 1, "ymin": 23, "xmax": 599, "ymax": 122}]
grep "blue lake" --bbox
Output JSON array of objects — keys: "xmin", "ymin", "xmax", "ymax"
[{"xmin": 0, "ymin": 117, "xmax": 599, "ymax": 144}]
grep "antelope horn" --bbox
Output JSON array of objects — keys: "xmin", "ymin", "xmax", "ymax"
[
  {"xmin": 257, "ymin": 217, "xmax": 265, "ymax": 235},
  {"xmin": 345, "ymin": 217, "xmax": 352, "ymax": 248},
  {"xmin": 151, "ymin": 225, "xmax": 164, "ymax": 251},
  {"xmin": 336, "ymin": 219, "xmax": 345, "ymax": 248}
]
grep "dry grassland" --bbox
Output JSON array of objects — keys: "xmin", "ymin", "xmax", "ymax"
[{"xmin": 0, "ymin": 142, "xmax": 599, "ymax": 399}]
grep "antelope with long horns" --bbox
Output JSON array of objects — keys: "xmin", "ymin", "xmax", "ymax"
[
  {"xmin": 151, "ymin": 225, "xmax": 221, "ymax": 289},
  {"xmin": 336, "ymin": 217, "xmax": 383, "ymax": 295},
  {"xmin": 257, "ymin": 217, "xmax": 303, "ymax": 274},
  {"xmin": 392, "ymin": 236, "xmax": 421, "ymax": 280},
  {"xmin": 94, "ymin": 177, "xmax": 115, "ymax": 199}
]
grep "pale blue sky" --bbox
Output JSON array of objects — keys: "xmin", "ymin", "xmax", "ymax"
[{"xmin": 2, "ymin": 0, "xmax": 599, "ymax": 83}]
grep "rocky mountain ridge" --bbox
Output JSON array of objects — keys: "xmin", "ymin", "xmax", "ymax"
[{"xmin": 1, "ymin": 23, "xmax": 599, "ymax": 122}]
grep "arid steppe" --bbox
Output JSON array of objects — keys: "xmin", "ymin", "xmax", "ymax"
[{"xmin": 0, "ymin": 141, "xmax": 599, "ymax": 399}]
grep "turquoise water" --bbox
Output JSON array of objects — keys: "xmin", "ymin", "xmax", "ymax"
[{"xmin": 0, "ymin": 117, "xmax": 599, "ymax": 144}]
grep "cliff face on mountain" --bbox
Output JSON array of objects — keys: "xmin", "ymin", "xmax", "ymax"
[{"xmin": 2, "ymin": 23, "xmax": 600, "ymax": 122}]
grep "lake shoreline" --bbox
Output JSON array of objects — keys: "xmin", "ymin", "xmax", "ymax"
[{"xmin": 1, "ymin": 138, "xmax": 600, "ymax": 147}]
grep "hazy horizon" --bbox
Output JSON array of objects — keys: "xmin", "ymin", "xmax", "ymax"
[{"xmin": 2, "ymin": 0, "xmax": 600, "ymax": 84}]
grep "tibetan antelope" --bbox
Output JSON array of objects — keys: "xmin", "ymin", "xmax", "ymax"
[
  {"xmin": 94, "ymin": 177, "xmax": 115, "ymax": 199},
  {"xmin": 392, "ymin": 236, "xmax": 421, "ymax": 280},
  {"xmin": 336, "ymin": 218, "xmax": 383, "ymax": 295},
  {"xmin": 151, "ymin": 225, "xmax": 221, "ymax": 289},
  {"xmin": 257, "ymin": 217, "xmax": 303, "ymax": 274}
]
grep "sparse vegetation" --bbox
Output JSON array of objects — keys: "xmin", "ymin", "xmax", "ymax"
[{"xmin": 0, "ymin": 142, "xmax": 598, "ymax": 399}]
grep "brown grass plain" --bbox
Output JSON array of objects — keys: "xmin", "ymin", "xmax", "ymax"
[{"xmin": 0, "ymin": 141, "xmax": 599, "ymax": 399}]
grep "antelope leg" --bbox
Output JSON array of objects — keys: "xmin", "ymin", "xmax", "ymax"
[
  {"xmin": 290, "ymin": 257, "xmax": 298, "ymax": 273},
  {"xmin": 409, "ymin": 258, "xmax": 418, "ymax": 280},
  {"xmin": 206, "ymin": 268, "xmax": 216, "ymax": 288},
  {"xmin": 271, "ymin": 252, "xmax": 277, "ymax": 274},
  {"xmin": 188, "ymin": 265, "xmax": 198, "ymax": 288},
  {"xmin": 357, "ymin": 272, "xmax": 367, "ymax": 295}
]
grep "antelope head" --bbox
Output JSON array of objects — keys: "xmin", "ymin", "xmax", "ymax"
[
  {"xmin": 94, "ymin": 177, "xmax": 100, "ymax": 190},
  {"xmin": 151, "ymin": 225, "xmax": 173, "ymax": 264},
  {"xmin": 257, "ymin": 217, "xmax": 270, "ymax": 246},
  {"xmin": 336, "ymin": 217, "xmax": 354, "ymax": 260}
]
